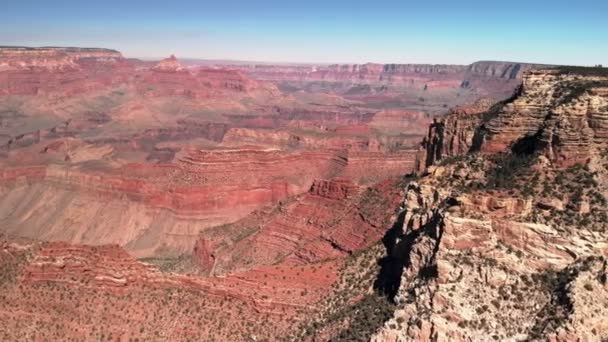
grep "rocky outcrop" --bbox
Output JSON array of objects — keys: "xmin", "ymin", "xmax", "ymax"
[
  {"xmin": 309, "ymin": 178, "xmax": 358, "ymax": 200},
  {"xmin": 372, "ymin": 173, "xmax": 607, "ymax": 341},
  {"xmin": 482, "ymin": 68, "xmax": 608, "ymax": 166},
  {"xmin": 466, "ymin": 61, "xmax": 544, "ymax": 80},
  {"xmin": 226, "ymin": 61, "xmax": 540, "ymax": 85},
  {"xmin": 194, "ymin": 178, "xmax": 402, "ymax": 276},
  {"xmin": 366, "ymin": 67, "xmax": 608, "ymax": 341},
  {"xmin": 290, "ymin": 66, "xmax": 607, "ymax": 341},
  {"xmin": 151, "ymin": 54, "xmax": 183, "ymax": 72},
  {"xmin": 416, "ymin": 97, "xmax": 496, "ymax": 172},
  {"xmin": 0, "ymin": 47, "xmax": 130, "ymax": 96},
  {"xmin": 417, "ymin": 67, "xmax": 608, "ymax": 171},
  {"xmin": 0, "ymin": 47, "xmax": 122, "ymax": 71}
]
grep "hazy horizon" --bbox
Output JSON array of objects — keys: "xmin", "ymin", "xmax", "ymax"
[{"xmin": 1, "ymin": 0, "xmax": 607, "ymax": 66}]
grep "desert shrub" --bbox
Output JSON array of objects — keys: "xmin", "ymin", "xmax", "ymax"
[
  {"xmin": 486, "ymin": 153, "xmax": 535, "ymax": 190},
  {"xmin": 556, "ymin": 65, "xmax": 608, "ymax": 77},
  {"xmin": 554, "ymin": 79, "xmax": 608, "ymax": 106},
  {"xmin": 333, "ymin": 293, "xmax": 396, "ymax": 342}
]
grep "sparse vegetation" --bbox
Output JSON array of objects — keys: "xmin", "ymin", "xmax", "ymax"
[
  {"xmin": 529, "ymin": 163, "xmax": 607, "ymax": 231},
  {"xmin": 485, "ymin": 153, "xmax": 535, "ymax": 190},
  {"xmin": 292, "ymin": 243, "xmax": 393, "ymax": 341},
  {"xmin": 555, "ymin": 65, "xmax": 608, "ymax": 77},
  {"xmin": 554, "ymin": 79, "xmax": 608, "ymax": 106}
]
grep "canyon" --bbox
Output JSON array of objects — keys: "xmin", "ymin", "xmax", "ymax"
[
  {"xmin": 0, "ymin": 46, "xmax": 606, "ymax": 341},
  {"xmin": 0, "ymin": 47, "xmax": 529, "ymax": 259},
  {"xmin": 196, "ymin": 60, "xmax": 546, "ymax": 116}
]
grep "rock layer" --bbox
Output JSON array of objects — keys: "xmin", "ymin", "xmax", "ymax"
[
  {"xmin": 482, "ymin": 69, "xmax": 608, "ymax": 166},
  {"xmin": 0, "ymin": 238, "xmax": 339, "ymax": 341},
  {"xmin": 368, "ymin": 68, "xmax": 608, "ymax": 341},
  {"xmin": 194, "ymin": 177, "xmax": 403, "ymax": 276},
  {"xmin": 0, "ymin": 47, "xmax": 425, "ymax": 259},
  {"xmin": 417, "ymin": 68, "xmax": 608, "ymax": 171}
]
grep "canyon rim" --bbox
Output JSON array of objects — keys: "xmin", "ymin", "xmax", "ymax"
[{"xmin": 1, "ymin": 1, "xmax": 607, "ymax": 341}]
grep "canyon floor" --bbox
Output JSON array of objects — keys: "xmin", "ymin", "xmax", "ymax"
[{"xmin": 0, "ymin": 47, "xmax": 606, "ymax": 341}]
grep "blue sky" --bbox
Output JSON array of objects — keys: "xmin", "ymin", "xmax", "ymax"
[{"xmin": 1, "ymin": 0, "xmax": 607, "ymax": 65}]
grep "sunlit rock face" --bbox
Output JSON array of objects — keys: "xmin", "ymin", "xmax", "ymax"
[
  {"xmin": 482, "ymin": 69, "xmax": 608, "ymax": 167},
  {"xmin": 370, "ymin": 67, "xmax": 608, "ymax": 341},
  {"xmin": 0, "ymin": 47, "xmax": 421, "ymax": 259},
  {"xmin": 5, "ymin": 46, "xmax": 604, "ymax": 341}
]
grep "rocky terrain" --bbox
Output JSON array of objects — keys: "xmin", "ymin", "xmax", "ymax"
[
  {"xmin": 295, "ymin": 66, "xmax": 608, "ymax": 341},
  {"xmin": 203, "ymin": 61, "xmax": 546, "ymax": 115},
  {"xmin": 0, "ymin": 47, "xmax": 424, "ymax": 258},
  {"xmin": 1, "ymin": 47, "xmax": 529, "ymax": 260},
  {"xmin": 0, "ymin": 237, "xmax": 339, "ymax": 341},
  {"xmin": 193, "ymin": 177, "xmax": 403, "ymax": 276},
  {"xmin": 1, "ymin": 46, "xmax": 604, "ymax": 341}
]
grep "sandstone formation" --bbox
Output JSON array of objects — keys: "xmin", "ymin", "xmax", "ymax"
[
  {"xmin": 417, "ymin": 67, "xmax": 608, "ymax": 171},
  {"xmin": 203, "ymin": 60, "xmax": 546, "ymax": 115},
  {"xmin": 222, "ymin": 61, "xmax": 541, "ymax": 85},
  {"xmin": 2, "ymin": 46, "xmax": 579, "ymax": 341},
  {"xmin": 368, "ymin": 173, "xmax": 606, "ymax": 341},
  {"xmin": 0, "ymin": 47, "xmax": 131, "ymax": 96},
  {"xmin": 193, "ymin": 177, "xmax": 402, "ymax": 276},
  {"xmin": 151, "ymin": 54, "xmax": 183, "ymax": 72},
  {"xmin": 299, "ymin": 67, "xmax": 608, "ymax": 341},
  {"xmin": 0, "ymin": 47, "xmax": 431, "ymax": 259},
  {"xmin": 482, "ymin": 68, "xmax": 608, "ymax": 167},
  {"xmin": 416, "ymin": 97, "xmax": 496, "ymax": 171},
  {"xmin": 0, "ymin": 46, "xmax": 122, "ymax": 71}
]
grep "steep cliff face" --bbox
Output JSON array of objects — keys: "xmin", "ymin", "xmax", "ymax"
[
  {"xmin": 193, "ymin": 177, "xmax": 402, "ymax": 276},
  {"xmin": 0, "ymin": 47, "xmax": 132, "ymax": 96},
  {"xmin": 0, "ymin": 47, "xmax": 122, "ymax": 71},
  {"xmin": 373, "ymin": 179, "xmax": 607, "ymax": 341},
  {"xmin": 227, "ymin": 61, "xmax": 540, "ymax": 84},
  {"xmin": 369, "ymin": 67, "xmax": 608, "ymax": 341},
  {"xmin": 417, "ymin": 68, "xmax": 608, "ymax": 171},
  {"xmin": 212, "ymin": 60, "xmax": 538, "ymax": 116},
  {"xmin": 294, "ymin": 67, "xmax": 608, "ymax": 341},
  {"xmin": 466, "ymin": 61, "xmax": 543, "ymax": 80},
  {"xmin": 416, "ymin": 97, "xmax": 496, "ymax": 171},
  {"xmin": 482, "ymin": 68, "xmax": 608, "ymax": 166}
]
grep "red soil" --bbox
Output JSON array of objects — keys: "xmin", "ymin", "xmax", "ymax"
[{"xmin": 194, "ymin": 177, "xmax": 403, "ymax": 276}]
